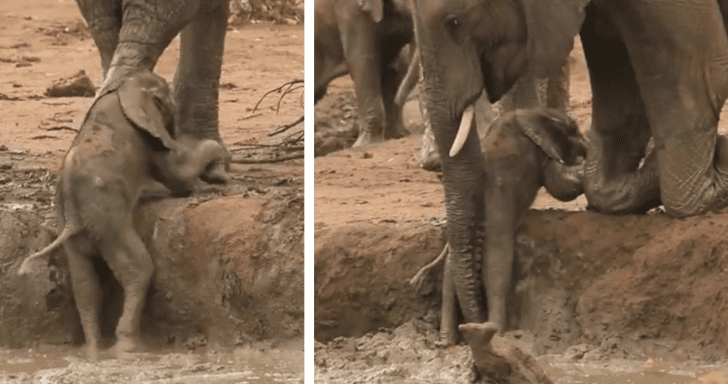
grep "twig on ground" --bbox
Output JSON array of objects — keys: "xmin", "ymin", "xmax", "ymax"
[
  {"xmin": 231, "ymin": 152, "xmax": 304, "ymax": 164},
  {"xmin": 39, "ymin": 125, "xmax": 77, "ymax": 132},
  {"xmin": 238, "ymin": 112, "xmax": 263, "ymax": 121},
  {"xmin": 252, "ymin": 78, "xmax": 303, "ymax": 113},
  {"xmin": 230, "ymin": 143, "xmax": 303, "ymax": 151},
  {"xmin": 281, "ymin": 130, "xmax": 303, "ymax": 145},
  {"xmin": 269, "ymin": 114, "xmax": 303, "ymax": 136}
]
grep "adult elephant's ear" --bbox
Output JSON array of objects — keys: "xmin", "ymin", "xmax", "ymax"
[
  {"xmin": 523, "ymin": 0, "xmax": 589, "ymax": 79},
  {"xmin": 357, "ymin": 0, "xmax": 383, "ymax": 22},
  {"xmin": 118, "ymin": 73, "xmax": 176, "ymax": 151}
]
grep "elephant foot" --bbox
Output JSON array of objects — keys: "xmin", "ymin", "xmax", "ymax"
[
  {"xmin": 437, "ymin": 328, "xmax": 459, "ymax": 347},
  {"xmin": 352, "ymin": 129, "xmax": 384, "ymax": 148},
  {"xmin": 85, "ymin": 343, "xmax": 100, "ymax": 362},
  {"xmin": 113, "ymin": 335, "xmax": 145, "ymax": 360},
  {"xmin": 384, "ymin": 122, "xmax": 410, "ymax": 140},
  {"xmin": 459, "ymin": 323, "xmax": 509, "ymax": 380},
  {"xmin": 459, "ymin": 322, "xmax": 554, "ymax": 384}
]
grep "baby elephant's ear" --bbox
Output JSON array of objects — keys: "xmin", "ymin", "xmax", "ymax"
[
  {"xmin": 118, "ymin": 73, "xmax": 176, "ymax": 150},
  {"xmin": 516, "ymin": 109, "xmax": 577, "ymax": 163}
]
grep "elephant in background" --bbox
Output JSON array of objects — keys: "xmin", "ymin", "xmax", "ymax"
[
  {"xmin": 411, "ymin": 0, "xmax": 728, "ymax": 329},
  {"xmin": 19, "ymin": 71, "xmax": 229, "ymax": 360},
  {"xmin": 76, "ymin": 0, "xmax": 231, "ymax": 166},
  {"xmin": 438, "ymin": 108, "xmax": 585, "ymax": 344},
  {"xmin": 314, "ymin": 0, "xmax": 413, "ymax": 147}
]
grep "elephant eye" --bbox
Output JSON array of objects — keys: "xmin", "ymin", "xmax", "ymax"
[
  {"xmin": 444, "ymin": 14, "xmax": 460, "ymax": 31},
  {"xmin": 444, "ymin": 14, "xmax": 463, "ymax": 43}
]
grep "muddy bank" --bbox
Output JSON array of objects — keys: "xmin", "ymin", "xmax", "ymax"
[
  {"xmin": 1, "ymin": 154, "xmax": 304, "ymax": 350},
  {"xmin": 315, "ymin": 208, "xmax": 728, "ymax": 360},
  {"xmin": 0, "ymin": 339, "xmax": 304, "ymax": 383}
]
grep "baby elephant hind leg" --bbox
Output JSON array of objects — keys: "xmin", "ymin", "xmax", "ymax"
[
  {"xmin": 64, "ymin": 236, "xmax": 103, "ymax": 361},
  {"xmin": 99, "ymin": 226, "xmax": 154, "ymax": 358}
]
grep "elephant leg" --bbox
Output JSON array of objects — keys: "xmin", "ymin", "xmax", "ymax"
[
  {"xmin": 483, "ymin": 188, "xmax": 515, "ymax": 332},
  {"xmin": 314, "ymin": 13, "xmax": 347, "ymax": 103},
  {"xmin": 604, "ymin": 3, "xmax": 728, "ymax": 216},
  {"xmin": 100, "ymin": 226, "xmax": 154, "ymax": 357},
  {"xmin": 440, "ymin": 249, "xmax": 459, "ymax": 345},
  {"xmin": 64, "ymin": 237, "xmax": 102, "ymax": 361},
  {"xmin": 381, "ymin": 65, "xmax": 408, "ymax": 140},
  {"xmin": 394, "ymin": 46, "xmax": 420, "ymax": 110},
  {"xmin": 75, "ymin": 0, "xmax": 122, "ymax": 77},
  {"xmin": 579, "ymin": 11, "xmax": 659, "ymax": 214},
  {"xmin": 174, "ymin": 3, "xmax": 229, "ymax": 144},
  {"xmin": 103, "ymin": 1, "xmax": 194, "ymax": 93},
  {"xmin": 380, "ymin": 46, "xmax": 411, "ymax": 140},
  {"xmin": 339, "ymin": 16, "xmax": 385, "ymax": 147}
]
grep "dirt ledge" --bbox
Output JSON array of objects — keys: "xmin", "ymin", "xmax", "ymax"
[
  {"xmin": 1, "ymin": 176, "xmax": 303, "ymax": 350},
  {"xmin": 315, "ymin": 208, "xmax": 728, "ymax": 360}
]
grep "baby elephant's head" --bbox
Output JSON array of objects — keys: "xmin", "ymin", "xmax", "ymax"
[
  {"xmin": 118, "ymin": 71, "xmax": 177, "ymax": 151},
  {"xmin": 514, "ymin": 108, "xmax": 585, "ymax": 166},
  {"xmin": 176, "ymin": 135, "xmax": 231, "ymax": 185}
]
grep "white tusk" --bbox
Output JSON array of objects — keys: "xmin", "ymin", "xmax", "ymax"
[{"xmin": 449, "ymin": 104, "xmax": 475, "ymax": 157}]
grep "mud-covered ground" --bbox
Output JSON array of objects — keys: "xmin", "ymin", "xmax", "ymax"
[
  {"xmin": 0, "ymin": 0, "xmax": 303, "ymax": 381},
  {"xmin": 314, "ymin": 40, "xmax": 728, "ymax": 382}
]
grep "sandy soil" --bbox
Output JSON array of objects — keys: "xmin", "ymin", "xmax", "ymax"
[
  {"xmin": 0, "ymin": 0, "xmax": 303, "ymax": 381},
  {"xmin": 314, "ymin": 39, "xmax": 728, "ymax": 382}
]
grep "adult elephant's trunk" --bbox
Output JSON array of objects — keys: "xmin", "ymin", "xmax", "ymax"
[
  {"xmin": 102, "ymin": 2, "xmax": 191, "ymax": 95},
  {"xmin": 414, "ymin": 2, "xmax": 487, "ymax": 325}
]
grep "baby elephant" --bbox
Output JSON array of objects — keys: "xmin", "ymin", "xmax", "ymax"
[
  {"xmin": 440, "ymin": 108, "xmax": 585, "ymax": 344},
  {"xmin": 19, "ymin": 71, "xmax": 228, "ymax": 360}
]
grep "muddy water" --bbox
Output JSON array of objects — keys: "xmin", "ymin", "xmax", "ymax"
[
  {"xmin": 0, "ymin": 341, "xmax": 303, "ymax": 383},
  {"xmin": 542, "ymin": 356, "xmax": 724, "ymax": 384},
  {"xmin": 315, "ymin": 357, "xmax": 725, "ymax": 384},
  {"xmin": 313, "ymin": 322, "xmax": 728, "ymax": 384}
]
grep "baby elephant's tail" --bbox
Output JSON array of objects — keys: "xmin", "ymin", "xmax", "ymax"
[{"xmin": 17, "ymin": 225, "xmax": 75, "ymax": 275}]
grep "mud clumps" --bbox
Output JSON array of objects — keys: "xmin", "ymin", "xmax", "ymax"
[
  {"xmin": 314, "ymin": 90, "xmax": 359, "ymax": 157},
  {"xmin": 45, "ymin": 70, "xmax": 95, "ymax": 98},
  {"xmin": 316, "ymin": 320, "xmax": 556, "ymax": 384}
]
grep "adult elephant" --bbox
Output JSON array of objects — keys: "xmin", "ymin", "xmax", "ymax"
[
  {"xmin": 314, "ymin": 0, "xmax": 413, "ymax": 147},
  {"xmin": 411, "ymin": 0, "xmax": 728, "ymax": 327},
  {"xmin": 76, "ymin": 0, "xmax": 231, "ymax": 165}
]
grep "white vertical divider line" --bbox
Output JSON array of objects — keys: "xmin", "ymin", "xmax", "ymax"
[{"xmin": 303, "ymin": 0, "xmax": 315, "ymax": 381}]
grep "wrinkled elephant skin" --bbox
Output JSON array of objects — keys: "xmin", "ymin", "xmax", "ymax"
[
  {"xmin": 411, "ymin": 0, "xmax": 728, "ymax": 336},
  {"xmin": 439, "ymin": 109, "xmax": 585, "ymax": 344},
  {"xmin": 76, "ymin": 0, "xmax": 231, "ymax": 167},
  {"xmin": 18, "ymin": 71, "xmax": 229, "ymax": 361},
  {"xmin": 314, "ymin": 0, "xmax": 413, "ymax": 146}
]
